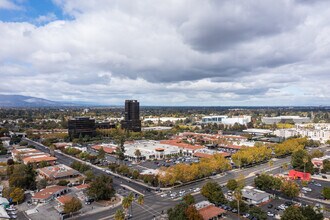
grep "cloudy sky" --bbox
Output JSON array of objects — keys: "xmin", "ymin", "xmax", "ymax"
[{"xmin": 0, "ymin": 0, "xmax": 329, "ymax": 106}]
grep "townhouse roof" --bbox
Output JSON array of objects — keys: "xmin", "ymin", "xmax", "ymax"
[
  {"xmin": 23, "ymin": 155, "xmax": 57, "ymax": 164},
  {"xmin": 56, "ymin": 195, "xmax": 73, "ymax": 205},
  {"xmin": 38, "ymin": 164, "xmax": 80, "ymax": 179},
  {"xmin": 198, "ymin": 205, "xmax": 226, "ymax": 220},
  {"xmin": 75, "ymin": 184, "xmax": 90, "ymax": 190},
  {"xmin": 32, "ymin": 185, "xmax": 67, "ymax": 200}
]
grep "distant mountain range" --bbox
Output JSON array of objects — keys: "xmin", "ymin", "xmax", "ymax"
[{"xmin": 0, "ymin": 95, "xmax": 77, "ymax": 107}]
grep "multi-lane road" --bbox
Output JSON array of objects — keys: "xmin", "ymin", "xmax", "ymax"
[{"xmin": 24, "ymin": 138, "xmax": 292, "ymax": 220}]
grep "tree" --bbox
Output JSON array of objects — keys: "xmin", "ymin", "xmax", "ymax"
[
  {"xmin": 115, "ymin": 209, "xmax": 125, "ymax": 220},
  {"xmin": 185, "ymin": 205, "xmax": 203, "ymax": 220},
  {"xmin": 134, "ymin": 149, "xmax": 142, "ymax": 161},
  {"xmin": 137, "ymin": 195, "xmax": 144, "ymax": 206},
  {"xmin": 37, "ymin": 178, "xmax": 48, "ymax": 190},
  {"xmin": 322, "ymin": 187, "xmax": 330, "ymax": 199},
  {"xmin": 254, "ymin": 173, "xmax": 282, "ymax": 191},
  {"xmin": 9, "ymin": 164, "xmax": 36, "ymax": 190},
  {"xmin": 182, "ymin": 194, "xmax": 195, "ymax": 205},
  {"xmin": 64, "ymin": 197, "xmax": 82, "ymax": 213},
  {"xmin": 291, "ymin": 149, "xmax": 314, "ymax": 174},
  {"xmin": 7, "ymin": 159, "xmax": 14, "ymax": 165},
  {"xmin": 300, "ymin": 205, "xmax": 323, "ymax": 220},
  {"xmin": 86, "ymin": 175, "xmax": 115, "ymax": 201},
  {"xmin": 57, "ymin": 180, "xmax": 70, "ymax": 186},
  {"xmin": 3, "ymin": 187, "xmax": 25, "ymax": 204},
  {"xmin": 281, "ymin": 206, "xmax": 307, "ymax": 220},
  {"xmin": 167, "ymin": 203, "xmax": 188, "ymax": 220},
  {"xmin": 281, "ymin": 180, "xmax": 300, "ymax": 198},
  {"xmin": 97, "ymin": 147, "xmax": 106, "ymax": 160},
  {"xmin": 227, "ymin": 179, "xmax": 238, "ymax": 191},
  {"xmin": 84, "ymin": 170, "xmax": 95, "ymax": 182},
  {"xmin": 248, "ymin": 206, "xmax": 267, "ymax": 220},
  {"xmin": 201, "ymin": 182, "xmax": 226, "ymax": 205}
]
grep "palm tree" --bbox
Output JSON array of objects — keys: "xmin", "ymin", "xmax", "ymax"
[
  {"xmin": 115, "ymin": 209, "xmax": 125, "ymax": 220},
  {"xmin": 134, "ymin": 149, "xmax": 142, "ymax": 162},
  {"xmin": 137, "ymin": 195, "xmax": 144, "ymax": 206},
  {"xmin": 233, "ymin": 189, "xmax": 242, "ymax": 219},
  {"xmin": 122, "ymin": 197, "xmax": 131, "ymax": 214}
]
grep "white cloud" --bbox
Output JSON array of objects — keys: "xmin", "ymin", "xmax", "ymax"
[
  {"xmin": 0, "ymin": 0, "xmax": 329, "ymax": 105},
  {"xmin": 0, "ymin": 0, "xmax": 21, "ymax": 10}
]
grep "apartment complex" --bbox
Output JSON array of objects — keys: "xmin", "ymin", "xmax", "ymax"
[
  {"xmin": 121, "ymin": 100, "xmax": 141, "ymax": 132},
  {"xmin": 273, "ymin": 123, "xmax": 330, "ymax": 143},
  {"xmin": 11, "ymin": 147, "xmax": 57, "ymax": 166}
]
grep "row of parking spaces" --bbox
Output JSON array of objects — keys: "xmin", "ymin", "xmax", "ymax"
[
  {"xmin": 259, "ymin": 198, "xmax": 325, "ymax": 220},
  {"xmin": 159, "ymin": 187, "xmax": 201, "ymax": 200},
  {"xmin": 296, "ymin": 179, "xmax": 330, "ymax": 200}
]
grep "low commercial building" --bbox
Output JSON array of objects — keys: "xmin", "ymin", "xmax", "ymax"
[
  {"xmin": 32, "ymin": 185, "xmax": 69, "ymax": 203},
  {"xmin": 262, "ymin": 116, "xmax": 311, "ymax": 124},
  {"xmin": 241, "ymin": 186, "xmax": 270, "ymax": 205},
  {"xmin": 38, "ymin": 164, "xmax": 80, "ymax": 180},
  {"xmin": 195, "ymin": 201, "xmax": 226, "ymax": 220},
  {"xmin": 202, "ymin": 115, "xmax": 251, "ymax": 125},
  {"xmin": 56, "ymin": 195, "xmax": 73, "ymax": 206},
  {"xmin": 288, "ymin": 170, "xmax": 311, "ymax": 181}
]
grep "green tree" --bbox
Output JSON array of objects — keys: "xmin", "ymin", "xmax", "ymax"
[
  {"xmin": 182, "ymin": 194, "xmax": 195, "ymax": 205},
  {"xmin": 97, "ymin": 147, "xmax": 106, "ymax": 160},
  {"xmin": 134, "ymin": 149, "xmax": 142, "ymax": 161},
  {"xmin": 84, "ymin": 170, "xmax": 95, "ymax": 182},
  {"xmin": 167, "ymin": 203, "xmax": 188, "ymax": 220},
  {"xmin": 137, "ymin": 195, "xmax": 144, "ymax": 206},
  {"xmin": 227, "ymin": 179, "xmax": 238, "ymax": 191},
  {"xmin": 63, "ymin": 197, "xmax": 82, "ymax": 213},
  {"xmin": 281, "ymin": 206, "xmax": 307, "ymax": 220},
  {"xmin": 115, "ymin": 209, "xmax": 125, "ymax": 220},
  {"xmin": 300, "ymin": 205, "xmax": 323, "ymax": 220},
  {"xmin": 322, "ymin": 187, "xmax": 330, "ymax": 199},
  {"xmin": 201, "ymin": 182, "xmax": 226, "ymax": 205},
  {"xmin": 291, "ymin": 149, "xmax": 314, "ymax": 173},
  {"xmin": 248, "ymin": 206, "xmax": 267, "ymax": 220},
  {"xmin": 9, "ymin": 164, "xmax": 36, "ymax": 190},
  {"xmin": 37, "ymin": 178, "xmax": 48, "ymax": 190},
  {"xmin": 57, "ymin": 180, "xmax": 70, "ymax": 186},
  {"xmin": 86, "ymin": 175, "xmax": 115, "ymax": 201}
]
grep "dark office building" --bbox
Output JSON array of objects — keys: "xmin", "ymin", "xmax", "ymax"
[
  {"xmin": 121, "ymin": 100, "xmax": 141, "ymax": 132},
  {"xmin": 96, "ymin": 121, "xmax": 116, "ymax": 129},
  {"xmin": 68, "ymin": 117, "xmax": 96, "ymax": 139}
]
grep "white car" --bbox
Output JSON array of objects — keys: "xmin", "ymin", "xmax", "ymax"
[
  {"xmin": 193, "ymin": 188, "xmax": 200, "ymax": 192},
  {"xmin": 160, "ymin": 194, "xmax": 167, "ymax": 198},
  {"xmin": 267, "ymin": 212, "xmax": 275, "ymax": 217},
  {"xmin": 302, "ymin": 187, "xmax": 312, "ymax": 192}
]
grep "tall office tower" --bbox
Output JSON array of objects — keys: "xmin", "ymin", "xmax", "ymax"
[
  {"xmin": 121, "ymin": 100, "xmax": 141, "ymax": 132},
  {"xmin": 68, "ymin": 117, "xmax": 96, "ymax": 139}
]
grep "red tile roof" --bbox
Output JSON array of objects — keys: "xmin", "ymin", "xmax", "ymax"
[
  {"xmin": 75, "ymin": 184, "xmax": 90, "ymax": 190},
  {"xmin": 160, "ymin": 140, "xmax": 204, "ymax": 150},
  {"xmin": 56, "ymin": 195, "xmax": 73, "ymax": 205},
  {"xmin": 91, "ymin": 145, "xmax": 117, "ymax": 154},
  {"xmin": 198, "ymin": 205, "xmax": 226, "ymax": 220},
  {"xmin": 23, "ymin": 155, "xmax": 57, "ymax": 164},
  {"xmin": 32, "ymin": 185, "xmax": 67, "ymax": 200}
]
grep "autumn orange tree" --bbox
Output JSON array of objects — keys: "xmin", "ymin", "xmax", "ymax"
[{"xmin": 159, "ymin": 154, "xmax": 230, "ymax": 186}]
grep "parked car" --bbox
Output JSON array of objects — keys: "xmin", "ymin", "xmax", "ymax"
[
  {"xmin": 267, "ymin": 211, "xmax": 275, "ymax": 217},
  {"xmin": 314, "ymin": 183, "xmax": 322, "ymax": 187},
  {"xmin": 302, "ymin": 187, "xmax": 312, "ymax": 192},
  {"xmin": 267, "ymin": 204, "xmax": 273, "ymax": 208},
  {"xmin": 322, "ymin": 175, "xmax": 327, "ymax": 179}
]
